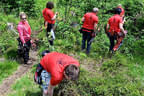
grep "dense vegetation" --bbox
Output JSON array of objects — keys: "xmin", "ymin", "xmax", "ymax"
[{"xmin": 0, "ymin": 0, "xmax": 144, "ymax": 96}]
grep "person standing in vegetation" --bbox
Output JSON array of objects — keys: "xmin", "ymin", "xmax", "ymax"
[
  {"xmin": 80, "ymin": 8, "xmax": 99, "ymax": 54},
  {"xmin": 37, "ymin": 52, "xmax": 80, "ymax": 96},
  {"xmin": 17, "ymin": 12, "xmax": 32, "ymax": 64},
  {"xmin": 42, "ymin": 1, "xmax": 58, "ymax": 45},
  {"xmin": 117, "ymin": 4, "xmax": 125, "ymax": 18},
  {"xmin": 117, "ymin": 4, "xmax": 125, "ymax": 24},
  {"xmin": 106, "ymin": 8, "xmax": 127, "ymax": 52}
]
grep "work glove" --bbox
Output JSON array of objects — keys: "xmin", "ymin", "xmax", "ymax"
[
  {"xmin": 23, "ymin": 43, "xmax": 29, "ymax": 50},
  {"xmin": 117, "ymin": 32, "xmax": 124, "ymax": 37},
  {"xmin": 23, "ymin": 43, "xmax": 27, "ymax": 47}
]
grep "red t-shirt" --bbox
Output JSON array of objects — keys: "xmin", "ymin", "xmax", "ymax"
[
  {"xmin": 82, "ymin": 12, "xmax": 98, "ymax": 31},
  {"xmin": 118, "ymin": 6, "xmax": 125, "ymax": 17},
  {"xmin": 108, "ymin": 14, "xmax": 123, "ymax": 33},
  {"xmin": 40, "ymin": 52, "xmax": 80, "ymax": 86},
  {"xmin": 42, "ymin": 8, "xmax": 55, "ymax": 24}
]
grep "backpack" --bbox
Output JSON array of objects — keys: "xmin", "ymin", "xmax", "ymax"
[{"xmin": 34, "ymin": 64, "xmax": 44, "ymax": 85}]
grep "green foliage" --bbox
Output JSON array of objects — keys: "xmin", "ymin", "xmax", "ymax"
[
  {"xmin": 4, "ymin": 46, "xmax": 18, "ymax": 60},
  {"xmin": 0, "ymin": 60, "xmax": 19, "ymax": 83},
  {"xmin": 1, "ymin": 0, "xmax": 144, "ymax": 96},
  {"xmin": 0, "ymin": 13, "xmax": 19, "ymax": 55},
  {"xmin": 0, "ymin": 31, "xmax": 18, "ymax": 54},
  {"xmin": 54, "ymin": 68, "xmax": 144, "ymax": 96},
  {"xmin": 9, "ymin": 74, "xmax": 41, "ymax": 96},
  {"xmin": 0, "ymin": 0, "xmax": 36, "ymax": 16},
  {"xmin": 101, "ymin": 53, "xmax": 127, "ymax": 73}
]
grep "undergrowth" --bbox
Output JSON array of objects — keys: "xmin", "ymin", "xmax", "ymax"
[{"xmin": 0, "ymin": 60, "xmax": 19, "ymax": 84}]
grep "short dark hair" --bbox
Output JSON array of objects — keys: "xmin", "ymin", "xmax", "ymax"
[
  {"xmin": 41, "ymin": 50, "xmax": 50, "ymax": 57},
  {"xmin": 46, "ymin": 1, "xmax": 54, "ymax": 9},
  {"xmin": 64, "ymin": 64, "xmax": 80, "ymax": 81},
  {"xmin": 115, "ymin": 8, "xmax": 122, "ymax": 14}
]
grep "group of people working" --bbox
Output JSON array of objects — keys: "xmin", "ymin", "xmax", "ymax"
[
  {"xmin": 81, "ymin": 4, "xmax": 126, "ymax": 54},
  {"xmin": 16, "ymin": 1, "xmax": 126, "ymax": 96}
]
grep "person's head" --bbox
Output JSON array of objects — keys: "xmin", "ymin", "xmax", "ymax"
[
  {"xmin": 92, "ymin": 8, "xmax": 99, "ymax": 13},
  {"xmin": 46, "ymin": 1, "xmax": 54, "ymax": 9},
  {"xmin": 117, "ymin": 4, "xmax": 122, "ymax": 8},
  {"xmin": 115, "ymin": 8, "xmax": 122, "ymax": 15},
  {"xmin": 19, "ymin": 12, "xmax": 27, "ymax": 22},
  {"xmin": 64, "ymin": 64, "xmax": 80, "ymax": 81},
  {"xmin": 41, "ymin": 50, "xmax": 50, "ymax": 57}
]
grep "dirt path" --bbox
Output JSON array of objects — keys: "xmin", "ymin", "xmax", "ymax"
[{"xmin": 0, "ymin": 50, "xmax": 38, "ymax": 96}]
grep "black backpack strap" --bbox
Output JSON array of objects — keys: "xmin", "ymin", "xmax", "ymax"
[{"xmin": 36, "ymin": 63, "xmax": 44, "ymax": 76}]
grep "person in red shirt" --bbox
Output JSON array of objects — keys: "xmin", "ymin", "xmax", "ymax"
[
  {"xmin": 39, "ymin": 52, "xmax": 80, "ymax": 96},
  {"xmin": 117, "ymin": 4, "xmax": 125, "ymax": 24},
  {"xmin": 81, "ymin": 8, "xmax": 99, "ymax": 54},
  {"xmin": 17, "ymin": 12, "xmax": 32, "ymax": 64},
  {"xmin": 117, "ymin": 4, "xmax": 125, "ymax": 17},
  {"xmin": 106, "ymin": 8, "xmax": 127, "ymax": 52},
  {"xmin": 42, "ymin": 1, "xmax": 58, "ymax": 45}
]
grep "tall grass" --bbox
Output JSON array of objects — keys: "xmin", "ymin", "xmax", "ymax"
[{"xmin": 0, "ymin": 60, "xmax": 19, "ymax": 83}]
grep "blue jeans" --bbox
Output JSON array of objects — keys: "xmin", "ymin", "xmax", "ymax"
[
  {"xmin": 81, "ymin": 31, "xmax": 92, "ymax": 53},
  {"xmin": 41, "ymin": 70, "xmax": 51, "ymax": 91}
]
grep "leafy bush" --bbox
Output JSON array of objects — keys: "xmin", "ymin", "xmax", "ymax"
[
  {"xmin": 4, "ymin": 46, "xmax": 18, "ymax": 60},
  {"xmin": 0, "ymin": 0, "xmax": 36, "ymax": 16}
]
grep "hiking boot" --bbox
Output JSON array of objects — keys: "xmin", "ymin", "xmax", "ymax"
[
  {"xmin": 81, "ymin": 49, "xmax": 85, "ymax": 52},
  {"xmin": 86, "ymin": 51, "xmax": 90, "ymax": 55}
]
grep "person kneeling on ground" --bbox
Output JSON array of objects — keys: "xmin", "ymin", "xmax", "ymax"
[{"xmin": 35, "ymin": 51, "xmax": 80, "ymax": 96}]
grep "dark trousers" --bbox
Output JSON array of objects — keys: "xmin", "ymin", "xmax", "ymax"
[
  {"xmin": 46, "ymin": 23, "xmax": 54, "ymax": 45},
  {"xmin": 81, "ymin": 31, "xmax": 92, "ymax": 53},
  {"xmin": 18, "ymin": 38, "xmax": 31, "ymax": 63},
  {"xmin": 109, "ymin": 35, "xmax": 116, "ymax": 51},
  {"xmin": 107, "ymin": 32, "xmax": 124, "ymax": 51}
]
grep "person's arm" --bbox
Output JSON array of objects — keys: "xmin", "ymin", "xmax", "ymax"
[
  {"xmin": 47, "ymin": 84, "xmax": 54, "ymax": 96},
  {"xmin": 122, "ymin": 17, "xmax": 125, "ymax": 24},
  {"xmin": 94, "ymin": 23, "xmax": 97, "ymax": 33},
  {"xmin": 106, "ymin": 23, "xmax": 109, "ymax": 33},
  {"xmin": 81, "ymin": 17, "xmax": 85, "ymax": 22},
  {"xmin": 51, "ymin": 12, "xmax": 58, "ymax": 20},
  {"xmin": 119, "ymin": 23, "xmax": 125, "ymax": 35},
  {"xmin": 44, "ymin": 21, "xmax": 48, "ymax": 29},
  {"xmin": 17, "ymin": 25, "xmax": 25, "ymax": 45}
]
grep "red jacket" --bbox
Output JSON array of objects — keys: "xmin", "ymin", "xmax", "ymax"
[
  {"xmin": 40, "ymin": 52, "xmax": 80, "ymax": 86},
  {"xmin": 17, "ymin": 21, "xmax": 31, "ymax": 44}
]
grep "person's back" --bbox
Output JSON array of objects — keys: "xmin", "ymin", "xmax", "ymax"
[
  {"xmin": 108, "ymin": 14, "xmax": 122, "ymax": 34},
  {"xmin": 106, "ymin": 8, "xmax": 126, "ymax": 52},
  {"xmin": 82, "ymin": 12, "xmax": 98, "ymax": 30}
]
